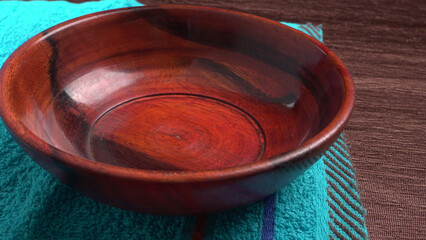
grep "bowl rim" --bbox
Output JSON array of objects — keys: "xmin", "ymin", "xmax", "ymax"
[{"xmin": 0, "ymin": 5, "xmax": 355, "ymax": 182}]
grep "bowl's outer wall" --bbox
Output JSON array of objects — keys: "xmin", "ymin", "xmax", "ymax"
[{"xmin": 11, "ymin": 127, "xmax": 317, "ymax": 214}]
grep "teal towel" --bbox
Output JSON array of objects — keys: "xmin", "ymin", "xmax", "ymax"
[{"xmin": 0, "ymin": 1, "xmax": 368, "ymax": 239}]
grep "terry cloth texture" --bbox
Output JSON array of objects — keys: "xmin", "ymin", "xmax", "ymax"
[{"xmin": 0, "ymin": 1, "xmax": 368, "ymax": 239}]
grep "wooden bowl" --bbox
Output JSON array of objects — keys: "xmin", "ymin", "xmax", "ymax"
[{"xmin": 0, "ymin": 5, "xmax": 354, "ymax": 214}]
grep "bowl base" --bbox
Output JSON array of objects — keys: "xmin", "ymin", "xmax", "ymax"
[{"xmin": 87, "ymin": 94, "xmax": 265, "ymax": 171}]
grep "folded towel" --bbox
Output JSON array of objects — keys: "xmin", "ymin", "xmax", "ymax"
[{"xmin": 0, "ymin": 1, "xmax": 368, "ymax": 239}]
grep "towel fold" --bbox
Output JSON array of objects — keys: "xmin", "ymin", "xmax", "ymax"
[{"xmin": 0, "ymin": 1, "xmax": 368, "ymax": 239}]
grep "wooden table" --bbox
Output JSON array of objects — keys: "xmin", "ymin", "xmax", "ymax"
[{"xmin": 142, "ymin": 1, "xmax": 426, "ymax": 239}]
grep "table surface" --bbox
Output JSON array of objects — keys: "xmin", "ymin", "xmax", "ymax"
[{"xmin": 142, "ymin": 0, "xmax": 426, "ymax": 239}]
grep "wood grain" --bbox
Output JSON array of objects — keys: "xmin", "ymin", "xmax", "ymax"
[{"xmin": 141, "ymin": 0, "xmax": 426, "ymax": 238}]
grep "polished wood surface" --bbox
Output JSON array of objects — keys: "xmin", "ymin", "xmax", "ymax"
[
  {"xmin": 138, "ymin": 0, "xmax": 426, "ymax": 238},
  {"xmin": 0, "ymin": 6, "xmax": 354, "ymax": 214},
  {"xmin": 89, "ymin": 94, "xmax": 266, "ymax": 170}
]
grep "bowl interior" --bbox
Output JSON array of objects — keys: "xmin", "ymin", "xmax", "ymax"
[{"xmin": 2, "ymin": 7, "xmax": 345, "ymax": 171}]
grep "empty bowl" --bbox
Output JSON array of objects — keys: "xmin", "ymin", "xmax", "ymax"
[{"xmin": 0, "ymin": 5, "xmax": 354, "ymax": 214}]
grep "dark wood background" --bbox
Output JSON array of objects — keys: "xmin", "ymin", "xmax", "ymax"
[{"xmin": 140, "ymin": 0, "xmax": 426, "ymax": 239}]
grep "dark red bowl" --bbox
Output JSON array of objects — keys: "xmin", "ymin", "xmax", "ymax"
[{"xmin": 0, "ymin": 5, "xmax": 354, "ymax": 214}]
